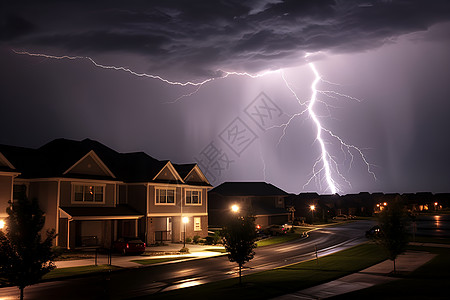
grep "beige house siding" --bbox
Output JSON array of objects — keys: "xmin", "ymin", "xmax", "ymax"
[
  {"xmin": 67, "ymin": 155, "xmax": 110, "ymax": 177},
  {"xmin": 28, "ymin": 181, "xmax": 59, "ymax": 238},
  {"xmin": 0, "ymin": 175, "xmax": 13, "ymax": 218},
  {"xmin": 127, "ymin": 184, "xmax": 147, "ymax": 213}
]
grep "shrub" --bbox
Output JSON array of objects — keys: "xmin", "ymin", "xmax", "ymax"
[
  {"xmin": 179, "ymin": 247, "xmax": 189, "ymax": 253},
  {"xmin": 193, "ymin": 235, "xmax": 201, "ymax": 244}
]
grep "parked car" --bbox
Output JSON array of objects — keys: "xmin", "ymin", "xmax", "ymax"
[
  {"xmin": 333, "ymin": 214, "xmax": 348, "ymax": 220},
  {"xmin": 365, "ymin": 225, "xmax": 381, "ymax": 238},
  {"xmin": 113, "ymin": 237, "xmax": 146, "ymax": 255},
  {"xmin": 263, "ymin": 224, "xmax": 288, "ymax": 236}
]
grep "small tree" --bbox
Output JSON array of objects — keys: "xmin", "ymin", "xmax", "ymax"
[
  {"xmin": 0, "ymin": 194, "xmax": 58, "ymax": 300},
  {"xmin": 221, "ymin": 214, "xmax": 258, "ymax": 285},
  {"xmin": 374, "ymin": 196, "xmax": 410, "ymax": 274}
]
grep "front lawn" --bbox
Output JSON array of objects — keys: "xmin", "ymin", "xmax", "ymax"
[
  {"xmin": 139, "ymin": 242, "xmax": 387, "ymax": 300},
  {"xmin": 257, "ymin": 226, "xmax": 312, "ymax": 247},
  {"xmin": 330, "ymin": 244, "xmax": 450, "ymax": 299},
  {"xmin": 42, "ymin": 265, "xmax": 119, "ymax": 280}
]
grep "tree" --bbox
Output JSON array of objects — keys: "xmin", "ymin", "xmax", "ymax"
[
  {"xmin": 221, "ymin": 213, "xmax": 258, "ymax": 285},
  {"xmin": 0, "ymin": 193, "xmax": 58, "ymax": 300},
  {"xmin": 374, "ymin": 196, "xmax": 410, "ymax": 274}
]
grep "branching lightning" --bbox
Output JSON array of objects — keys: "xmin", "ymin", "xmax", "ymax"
[
  {"xmin": 13, "ymin": 49, "xmax": 376, "ymax": 194},
  {"xmin": 279, "ymin": 59, "xmax": 376, "ymax": 194}
]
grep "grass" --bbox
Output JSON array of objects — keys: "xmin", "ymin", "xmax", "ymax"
[
  {"xmin": 257, "ymin": 227, "xmax": 312, "ymax": 247},
  {"xmin": 330, "ymin": 244, "xmax": 450, "ymax": 299},
  {"xmin": 139, "ymin": 242, "xmax": 387, "ymax": 300},
  {"xmin": 42, "ymin": 264, "xmax": 119, "ymax": 280},
  {"xmin": 131, "ymin": 256, "xmax": 195, "ymax": 265}
]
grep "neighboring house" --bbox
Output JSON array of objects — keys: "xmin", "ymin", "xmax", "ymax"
[
  {"xmin": 208, "ymin": 182, "xmax": 290, "ymax": 228},
  {"xmin": 0, "ymin": 151, "xmax": 20, "ymax": 228},
  {"xmin": 0, "ymin": 138, "xmax": 210, "ymax": 249}
]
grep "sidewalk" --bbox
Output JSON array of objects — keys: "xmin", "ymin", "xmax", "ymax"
[
  {"xmin": 272, "ymin": 250, "xmax": 436, "ymax": 300},
  {"xmin": 54, "ymin": 243, "xmax": 225, "ymax": 269}
]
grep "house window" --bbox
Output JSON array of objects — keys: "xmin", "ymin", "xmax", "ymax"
[
  {"xmin": 156, "ymin": 188, "xmax": 175, "ymax": 204},
  {"xmin": 194, "ymin": 217, "xmax": 201, "ymax": 231},
  {"xmin": 186, "ymin": 190, "xmax": 201, "ymax": 205},
  {"xmin": 72, "ymin": 184, "xmax": 104, "ymax": 203},
  {"xmin": 13, "ymin": 184, "xmax": 27, "ymax": 200}
]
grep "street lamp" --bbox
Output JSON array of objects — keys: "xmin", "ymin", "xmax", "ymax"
[
  {"xmin": 310, "ymin": 205, "xmax": 315, "ymax": 225},
  {"xmin": 231, "ymin": 204, "xmax": 240, "ymax": 213},
  {"xmin": 182, "ymin": 217, "xmax": 189, "ymax": 248},
  {"xmin": 0, "ymin": 219, "xmax": 5, "ymax": 230}
]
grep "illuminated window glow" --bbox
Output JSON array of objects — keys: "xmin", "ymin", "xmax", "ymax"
[
  {"xmin": 194, "ymin": 217, "xmax": 201, "ymax": 231},
  {"xmin": 73, "ymin": 184, "xmax": 104, "ymax": 203}
]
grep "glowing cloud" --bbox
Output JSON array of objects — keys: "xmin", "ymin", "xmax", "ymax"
[{"xmin": 13, "ymin": 49, "xmax": 376, "ymax": 193}]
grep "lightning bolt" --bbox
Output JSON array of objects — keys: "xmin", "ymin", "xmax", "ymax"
[
  {"xmin": 13, "ymin": 49, "xmax": 376, "ymax": 193},
  {"xmin": 12, "ymin": 50, "xmax": 279, "ymax": 103},
  {"xmin": 279, "ymin": 59, "xmax": 376, "ymax": 194},
  {"xmin": 308, "ymin": 62, "xmax": 338, "ymax": 194}
]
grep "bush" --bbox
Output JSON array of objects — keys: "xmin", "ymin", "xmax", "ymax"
[
  {"xmin": 185, "ymin": 237, "xmax": 192, "ymax": 244},
  {"xmin": 205, "ymin": 236, "xmax": 214, "ymax": 245},
  {"xmin": 193, "ymin": 235, "xmax": 201, "ymax": 244}
]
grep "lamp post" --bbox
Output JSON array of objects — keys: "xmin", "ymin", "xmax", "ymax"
[
  {"xmin": 182, "ymin": 217, "xmax": 189, "ymax": 248},
  {"xmin": 231, "ymin": 204, "xmax": 240, "ymax": 214},
  {"xmin": 310, "ymin": 205, "xmax": 315, "ymax": 225}
]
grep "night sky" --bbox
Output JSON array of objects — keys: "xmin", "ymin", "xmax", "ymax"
[{"xmin": 1, "ymin": 0, "xmax": 450, "ymax": 195}]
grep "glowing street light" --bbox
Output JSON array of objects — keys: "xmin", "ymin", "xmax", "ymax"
[
  {"xmin": 231, "ymin": 204, "xmax": 240, "ymax": 213},
  {"xmin": 310, "ymin": 205, "xmax": 315, "ymax": 225},
  {"xmin": 182, "ymin": 217, "xmax": 189, "ymax": 248},
  {"xmin": 0, "ymin": 220, "xmax": 5, "ymax": 230}
]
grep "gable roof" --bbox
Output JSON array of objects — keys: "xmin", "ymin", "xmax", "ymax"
[
  {"xmin": 0, "ymin": 138, "xmax": 211, "ymax": 185},
  {"xmin": 63, "ymin": 150, "xmax": 116, "ymax": 178},
  {"xmin": 152, "ymin": 161, "xmax": 184, "ymax": 183},
  {"xmin": 174, "ymin": 163, "xmax": 197, "ymax": 179},
  {"xmin": 174, "ymin": 163, "xmax": 211, "ymax": 186},
  {"xmin": 210, "ymin": 182, "xmax": 289, "ymax": 197},
  {"xmin": 0, "ymin": 144, "xmax": 44, "ymax": 177}
]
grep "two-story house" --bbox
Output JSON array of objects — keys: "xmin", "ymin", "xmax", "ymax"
[
  {"xmin": 0, "ymin": 138, "xmax": 210, "ymax": 249},
  {"xmin": 208, "ymin": 182, "xmax": 290, "ymax": 228}
]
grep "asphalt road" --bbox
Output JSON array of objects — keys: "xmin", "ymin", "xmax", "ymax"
[{"xmin": 0, "ymin": 220, "xmax": 375, "ymax": 300}]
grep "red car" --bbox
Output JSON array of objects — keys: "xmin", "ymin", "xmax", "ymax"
[{"xmin": 113, "ymin": 237, "xmax": 146, "ymax": 255}]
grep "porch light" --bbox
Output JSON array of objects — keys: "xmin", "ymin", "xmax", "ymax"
[{"xmin": 231, "ymin": 204, "xmax": 240, "ymax": 213}]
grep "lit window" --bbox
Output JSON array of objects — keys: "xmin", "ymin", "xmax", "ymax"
[
  {"xmin": 194, "ymin": 217, "xmax": 201, "ymax": 231},
  {"xmin": 156, "ymin": 188, "xmax": 175, "ymax": 204},
  {"xmin": 186, "ymin": 190, "xmax": 201, "ymax": 205},
  {"xmin": 73, "ymin": 184, "xmax": 104, "ymax": 203}
]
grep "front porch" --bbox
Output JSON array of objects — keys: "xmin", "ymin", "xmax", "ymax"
[{"xmin": 58, "ymin": 205, "xmax": 144, "ymax": 249}]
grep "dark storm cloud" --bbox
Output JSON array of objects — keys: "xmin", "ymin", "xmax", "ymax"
[
  {"xmin": 3, "ymin": 0, "xmax": 450, "ymax": 76},
  {"xmin": 0, "ymin": 14, "xmax": 35, "ymax": 41}
]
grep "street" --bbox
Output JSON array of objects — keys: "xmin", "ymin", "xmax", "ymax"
[{"xmin": 0, "ymin": 221, "xmax": 374, "ymax": 300}]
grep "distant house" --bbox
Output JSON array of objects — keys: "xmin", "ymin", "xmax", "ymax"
[
  {"xmin": 208, "ymin": 182, "xmax": 290, "ymax": 228},
  {"xmin": 0, "ymin": 138, "xmax": 211, "ymax": 249}
]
